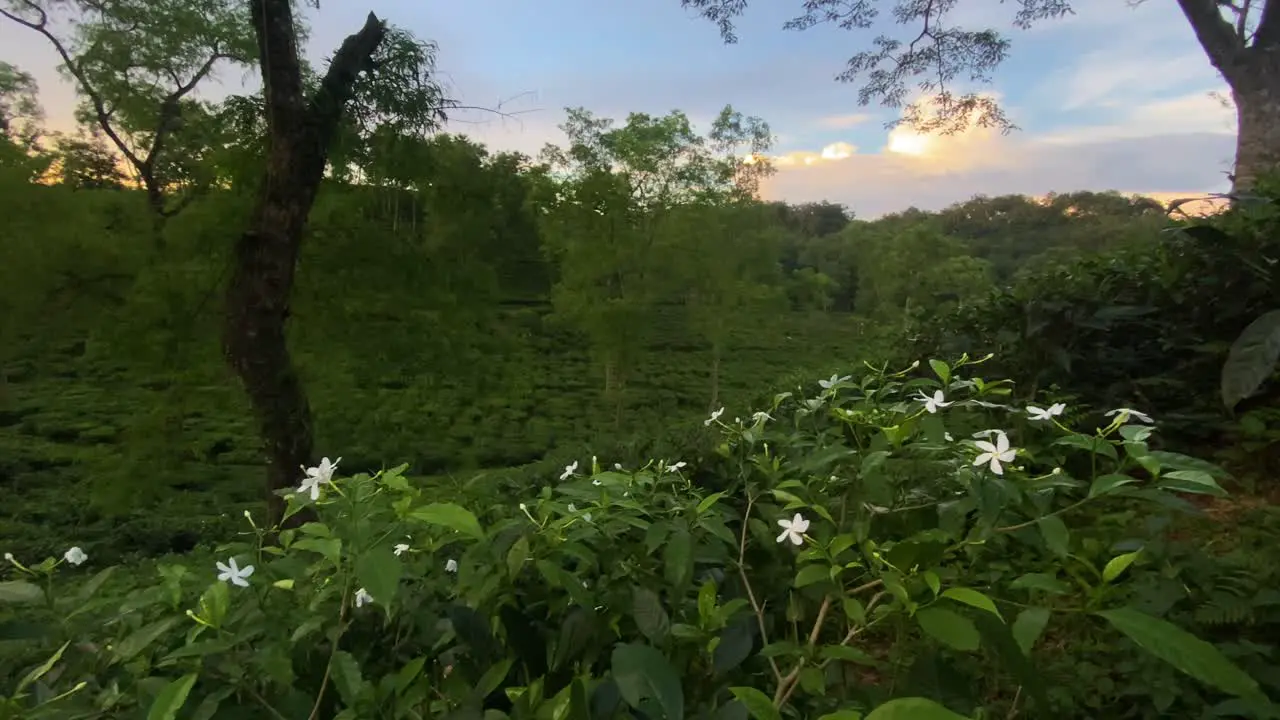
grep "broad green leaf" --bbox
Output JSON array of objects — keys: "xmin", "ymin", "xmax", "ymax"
[
  {"xmin": 146, "ymin": 673, "xmax": 198, "ymax": 720},
  {"xmin": 1009, "ymin": 573, "xmax": 1071, "ymax": 595},
  {"xmin": 395, "ymin": 657, "xmax": 427, "ymax": 695},
  {"xmin": 941, "ymin": 588, "xmax": 1002, "ymax": 620},
  {"xmin": 355, "ymin": 547, "xmax": 402, "ymax": 606},
  {"xmin": 915, "ymin": 607, "xmax": 979, "ymax": 652},
  {"xmin": 554, "ymin": 606, "xmax": 595, "ymax": 670},
  {"xmin": 612, "ymin": 643, "xmax": 684, "ymax": 720},
  {"xmin": 1221, "ymin": 309, "xmax": 1280, "ymax": 409},
  {"xmin": 1158, "ymin": 470, "xmax": 1227, "ymax": 497},
  {"xmin": 331, "ymin": 650, "xmax": 364, "ymax": 708},
  {"xmin": 1088, "ymin": 473, "xmax": 1139, "ymax": 498},
  {"xmin": 1146, "ymin": 451, "xmax": 1229, "ymax": 478},
  {"xmin": 476, "ymin": 658, "xmax": 514, "ymax": 698},
  {"xmin": 1037, "ymin": 516, "xmax": 1070, "ymax": 558},
  {"xmin": 817, "ymin": 712, "xmax": 864, "ymax": 720},
  {"xmin": 74, "ymin": 566, "xmax": 117, "ymax": 603},
  {"xmin": 696, "ymin": 492, "xmax": 726, "ymax": 515},
  {"xmin": 410, "ymin": 502, "xmax": 485, "ymax": 540},
  {"xmin": 712, "ymin": 619, "xmax": 754, "ymax": 675},
  {"xmin": 664, "ymin": 526, "xmax": 693, "ymax": 588},
  {"xmin": 1097, "ymin": 607, "xmax": 1264, "ymax": 701},
  {"xmin": 820, "ymin": 645, "xmax": 877, "ymax": 665},
  {"xmin": 1011, "ymin": 607, "xmax": 1051, "ymax": 656},
  {"xmin": 0, "ymin": 580, "xmax": 43, "ymax": 604},
  {"xmin": 1102, "ymin": 551, "xmax": 1141, "ymax": 583},
  {"xmin": 17, "ymin": 641, "xmax": 70, "ymax": 693},
  {"xmin": 1054, "ymin": 434, "xmax": 1117, "ymax": 461},
  {"xmin": 929, "ymin": 359, "xmax": 950, "ymax": 385},
  {"xmin": 697, "ymin": 581, "xmax": 717, "ymax": 625},
  {"xmin": 865, "ymin": 697, "xmax": 971, "ymax": 719},
  {"xmin": 506, "ymin": 536, "xmax": 530, "ymax": 578},
  {"xmin": 795, "ymin": 564, "xmax": 829, "ymax": 588},
  {"xmin": 728, "ymin": 687, "xmax": 779, "ymax": 720},
  {"xmin": 113, "ymin": 617, "xmax": 180, "ymax": 663},
  {"xmin": 632, "ymin": 586, "xmax": 670, "ymax": 643}
]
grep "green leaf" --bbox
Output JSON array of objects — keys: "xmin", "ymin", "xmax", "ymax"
[
  {"xmin": 74, "ymin": 566, "xmax": 117, "ymax": 603},
  {"xmin": 1009, "ymin": 573, "xmax": 1071, "ymax": 595},
  {"xmin": 696, "ymin": 492, "xmax": 726, "ymax": 515},
  {"xmin": 554, "ymin": 606, "xmax": 595, "ymax": 671},
  {"xmin": 410, "ymin": 502, "xmax": 486, "ymax": 540},
  {"xmin": 1037, "ymin": 516, "xmax": 1070, "ymax": 558},
  {"xmin": 17, "ymin": 641, "xmax": 70, "ymax": 693},
  {"xmin": 331, "ymin": 650, "xmax": 364, "ymax": 708},
  {"xmin": 820, "ymin": 645, "xmax": 877, "ymax": 665},
  {"xmin": 612, "ymin": 643, "xmax": 684, "ymax": 720},
  {"xmin": 728, "ymin": 687, "xmax": 779, "ymax": 720},
  {"xmin": 0, "ymin": 580, "xmax": 44, "ymax": 604},
  {"xmin": 915, "ymin": 607, "xmax": 979, "ymax": 652},
  {"xmin": 475, "ymin": 658, "xmax": 514, "ymax": 698},
  {"xmin": 1011, "ymin": 608, "xmax": 1051, "ymax": 656},
  {"xmin": 929, "ymin": 359, "xmax": 951, "ymax": 385},
  {"xmin": 395, "ymin": 657, "xmax": 427, "ymax": 695},
  {"xmin": 864, "ymin": 697, "xmax": 970, "ymax": 719},
  {"xmin": 1097, "ymin": 607, "xmax": 1264, "ymax": 701},
  {"xmin": 146, "ymin": 673, "xmax": 198, "ymax": 720},
  {"xmin": 1054, "ymin": 434, "xmax": 1118, "ymax": 461},
  {"xmin": 1102, "ymin": 551, "xmax": 1141, "ymax": 583},
  {"xmin": 663, "ymin": 526, "xmax": 693, "ymax": 588},
  {"xmin": 1158, "ymin": 470, "xmax": 1227, "ymax": 497},
  {"xmin": 1222, "ymin": 309, "xmax": 1280, "ymax": 409},
  {"xmin": 697, "ymin": 581, "xmax": 717, "ymax": 625},
  {"xmin": 506, "ymin": 536, "xmax": 530, "ymax": 578},
  {"xmin": 632, "ymin": 586, "xmax": 670, "ymax": 643},
  {"xmin": 817, "ymin": 712, "xmax": 864, "ymax": 720},
  {"xmin": 712, "ymin": 619, "xmax": 754, "ymax": 675},
  {"xmin": 1088, "ymin": 474, "xmax": 1139, "ymax": 498},
  {"xmin": 114, "ymin": 617, "xmax": 180, "ymax": 663},
  {"xmin": 1146, "ymin": 451, "xmax": 1229, "ymax": 478},
  {"xmin": 941, "ymin": 588, "xmax": 1002, "ymax": 620},
  {"xmin": 356, "ymin": 547, "xmax": 402, "ymax": 606},
  {"xmin": 795, "ymin": 564, "xmax": 830, "ymax": 588}
]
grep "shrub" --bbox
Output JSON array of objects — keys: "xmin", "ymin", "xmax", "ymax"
[{"xmin": 2, "ymin": 356, "xmax": 1274, "ymax": 719}]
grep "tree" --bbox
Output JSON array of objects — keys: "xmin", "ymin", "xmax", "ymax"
[
  {"xmin": 680, "ymin": 0, "xmax": 1280, "ymax": 190},
  {"xmin": 222, "ymin": 1, "xmax": 446, "ymax": 525},
  {"xmin": 1, "ymin": 0, "xmax": 256, "ymax": 218},
  {"xmin": 53, "ymin": 130, "xmax": 127, "ymax": 189}
]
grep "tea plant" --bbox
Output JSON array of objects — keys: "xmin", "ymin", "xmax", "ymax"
[{"xmin": 2, "ymin": 355, "xmax": 1275, "ymax": 719}]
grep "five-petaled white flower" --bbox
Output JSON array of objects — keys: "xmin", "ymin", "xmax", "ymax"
[
  {"xmin": 705, "ymin": 407, "xmax": 725, "ymax": 426},
  {"xmin": 1106, "ymin": 408, "xmax": 1153, "ymax": 425},
  {"xmin": 973, "ymin": 431, "xmax": 1017, "ymax": 475},
  {"xmin": 665, "ymin": 461, "xmax": 687, "ymax": 473},
  {"xmin": 567, "ymin": 503, "xmax": 577, "ymax": 513},
  {"xmin": 819, "ymin": 374, "xmax": 851, "ymax": 390},
  {"xmin": 1027, "ymin": 403, "xmax": 1066, "ymax": 422},
  {"xmin": 776, "ymin": 513, "xmax": 810, "ymax": 546},
  {"xmin": 751, "ymin": 411, "xmax": 773, "ymax": 425},
  {"xmin": 393, "ymin": 543, "xmax": 410, "ymax": 556},
  {"xmin": 917, "ymin": 390, "xmax": 952, "ymax": 414},
  {"xmin": 354, "ymin": 588, "xmax": 374, "ymax": 608},
  {"xmin": 944, "ymin": 432, "xmax": 955, "ymax": 442},
  {"xmin": 63, "ymin": 547, "xmax": 87, "ymax": 566},
  {"xmin": 445, "ymin": 559, "xmax": 458, "ymax": 573},
  {"xmin": 560, "ymin": 461, "xmax": 578, "ymax": 481},
  {"xmin": 216, "ymin": 557, "xmax": 255, "ymax": 588},
  {"xmin": 299, "ymin": 456, "xmax": 341, "ymax": 501}
]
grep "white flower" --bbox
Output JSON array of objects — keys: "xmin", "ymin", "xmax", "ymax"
[
  {"xmin": 917, "ymin": 390, "xmax": 952, "ymax": 414},
  {"xmin": 776, "ymin": 513, "xmax": 810, "ymax": 546},
  {"xmin": 973, "ymin": 431, "xmax": 1017, "ymax": 475},
  {"xmin": 1106, "ymin": 408, "xmax": 1153, "ymax": 424},
  {"xmin": 298, "ymin": 456, "xmax": 341, "ymax": 501},
  {"xmin": 568, "ymin": 503, "xmax": 577, "ymax": 512},
  {"xmin": 216, "ymin": 557, "xmax": 255, "ymax": 588},
  {"xmin": 63, "ymin": 547, "xmax": 87, "ymax": 566},
  {"xmin": 665, "ymin": 461, "xmax": 687, "ymax": 473},
  {"xmin": 1027, "ymin": 403, "xmax": 1066, "ymax": 421},
  {"xmin": 519, "ymin": 502, "xmax": 528, "ymax": 511},
  {"xmin": 819, "ymin": 374, "xmax": 850, "ymax": 389},
  {"xmin": 614, "ymin": 463, "xmax": 623, "ymax": 470},
  {"xmin": 583, "ymin": 512, "xmax": 592, "ymax": 523},
  {"xmin": 944, "ymin": 432, "xmax": 954, "ymax": 442},
  {"xmin": 751, "ymin": 411, "xmax": 772, "ymax": 425},
  {"xmin": 445, "ymin": 559, "xmax": 458, "ymax": 573},
  {"xmin": 592, "ymin": 478, "xmax": 602, "ymax": 486},
  {"xmin": 393, "ymin": 543, "xmax": 410, "ymax": 556},
  {"xmin": 705, "ymin": 407, "xmax": 725, "ymax": 426},
  {"xmin": 354, "ymin": 588, "xmax": 374, "ymax": 607},
  {"xmin": 2, "ymin": 552, "xmax": 12, "ymax": 562},
  {"xmin": 560, "ymin": 461, "xmax": 579, "ymax": 481}
]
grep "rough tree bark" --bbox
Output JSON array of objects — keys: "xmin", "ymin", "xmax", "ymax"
[
  {"xmin": 1178, "ymin": 0, "xmax": 1280, "ymax": 190},
  {"xmin": 223, "ymin": 0, "xmax": 385, "ymax": 525}
]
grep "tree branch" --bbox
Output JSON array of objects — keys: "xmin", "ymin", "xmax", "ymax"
[
  {"xmin": 1176, "ymin": 0, "xmax": 1247, "ymax": 73},
  {"xmin": 1256, "ymin": 0, "xmax": 1280, "ymax": 46}
]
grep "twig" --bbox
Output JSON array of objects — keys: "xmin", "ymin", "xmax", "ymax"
[
  {"xmin": 309, "ymin": 586, "xmax": 351, "ymax": 720},
  {"xmin": 738, "ymin": 494, "xmax": 783, "ymax": 683}
]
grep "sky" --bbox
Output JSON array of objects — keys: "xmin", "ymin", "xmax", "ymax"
[{"xmin": 0, "ymin": 0, "xmax": 1237, "ymax": 218}]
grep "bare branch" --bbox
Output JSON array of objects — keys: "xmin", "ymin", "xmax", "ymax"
[
  {"xmin": 1176, "ymin": 0, "xmax": 1247, "ymax": 72},
  {"xmin": 1256, "ymin": 0, "xmax": 1280, "ymax": 45}
]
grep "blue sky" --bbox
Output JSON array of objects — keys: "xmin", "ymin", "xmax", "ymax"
[{"xmin": 1, "ymin": 0, "xmax": 1237, "ymax": 217}]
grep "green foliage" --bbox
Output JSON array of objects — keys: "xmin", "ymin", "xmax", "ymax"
[{"xmin": 3, "ymin": 358, "xmax": 1275, "ymax": 719}]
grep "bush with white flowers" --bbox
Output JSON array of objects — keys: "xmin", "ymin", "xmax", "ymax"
[{"xmin": 1, "ymin": 354, "xmax": 1274, "ymax": 719}]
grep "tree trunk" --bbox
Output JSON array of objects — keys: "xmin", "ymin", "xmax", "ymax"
[
  {"xmin": 1230, "ymin": 56, "xmax": 1280, "ymax": 191},
  {"xmin": 222, "ymin": 0, "xmax": 385, "ymax": 526}
]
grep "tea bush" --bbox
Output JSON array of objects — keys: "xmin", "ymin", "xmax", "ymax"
[{"xmin": 2, "ymin": 356, "xmax": 1275, "ymax": 719}]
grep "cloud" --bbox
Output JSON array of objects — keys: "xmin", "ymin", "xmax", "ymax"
[{"xmin": 816, "ymin": 114, "xmax": 871, "ymax": 129}]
